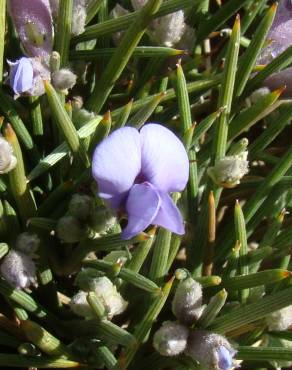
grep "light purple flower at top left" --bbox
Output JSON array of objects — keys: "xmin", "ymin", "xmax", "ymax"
[
  {"xmin": 8, "ymin": 0, "xmax": 53, "ymax": 62},
  {"xmin": 92, "ymin": 123, "xmax": 189, "ymax": 240}
]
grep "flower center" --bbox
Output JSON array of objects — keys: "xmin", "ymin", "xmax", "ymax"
[{"xmin": 134, "ymin": 172, "xmax": 147, "ymax": 184}]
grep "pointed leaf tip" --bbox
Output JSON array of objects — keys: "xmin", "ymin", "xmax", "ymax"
[
  {"xmin": 4, "ymin": 123, "xmax": 16, "ymax": 141},
  {"xmin": 234, "ymin": 14, "xmax": 241, "ymax": 27},
  {"xmin": 274, "ymin": 86, "xmax": 286, "ymax": 96},
  {"xmin": 103, "ymin": 110, "xmax": 111, "ymax": 123},
  {"xmin": 270, "ymin": 2, "xmax": 278, "ymax": 12}
]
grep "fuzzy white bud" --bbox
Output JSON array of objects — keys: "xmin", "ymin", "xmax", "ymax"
[
  {"xmin": 56, "ymin": 215, "xmax": 87, "ymax": 243},
  {"xmin": 0, "ymin": 137, "xmax": 17, "ymax": 174},
  {"xmin": 90, "ymin": 276, "xmax": 128, "ymax": 318},
  {"xmin": 70, "ymin": 290, "xmax": 94, "ymax": 317},
  {"xmin": 15, "ymin": 232, "xmax": 40, "ymax": 255},
  {"xmin": 68, "ymin": 194, "xmax": 94, "ymax": 221},
  {"xmin": 176, "ymin": 25, "xmax": 196, "ymax": 52},
  {"xmin": 131, "ymin": 0, "xmax": 185, "ymax": 46},
  {"xmin": 150, "ymin": 11, "xmax": 185, "ymax": 47},
  {"xmin": 172, "ymin": 277, "xmax": 203, "ymax": 325},
  {"xmin": 110, "ymin": 4, "xmax": 129, "ymax": 45},
  {"xmin": 250, "ymin": 87, "xmax": 271, "ymax": 104},
  {"xmin": 266, "ymin": 305, "xmax": 292, "ymax": 331},
  {"xmin": 71, "ymin": 276, "xmax": 127, "ymax": 319},
  {"xmin": 51, "ymin": 68, "xmax": 77, "ymax": 92},
  {"xmin": 88, "ymin": 205, "xmax": 116, "ymax": 233},
  {"xmin": 153, "ymin": 321, "xmax": 189, "ymax": 356},
  {"xmin": 185, "ymin": 330, "xmax": 236, "ymax": 370},
  {"xmin": 0, "ymin": 249, "xmax": 37, "ymax": 289},
  {"xmin": 72, "ymin": 0, "xmax": 87, "ymax": 36},
  {"xmin": 208, "ymin": 151, "xmax": 249, "ymax": 188}
]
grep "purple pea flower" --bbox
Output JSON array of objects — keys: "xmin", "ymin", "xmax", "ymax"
[
  {"xmin": 92, "ymin": 124, "xmax": 189, "ymax": 240},
  {"xmin": 258, "ymin": 1, "xmax": 292, "ymax": 95},
  {"xmin": 8, "ymin": 0, "xmax": 53, "ymax": 61},
  {"xmin": 8, "ymin": 57, "xmax": 50, "ymax": 97}
]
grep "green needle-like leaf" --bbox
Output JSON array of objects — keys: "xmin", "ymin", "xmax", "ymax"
[{"xmin": 86, "ymin": 0, "xmax": 163, "ymax": 113}]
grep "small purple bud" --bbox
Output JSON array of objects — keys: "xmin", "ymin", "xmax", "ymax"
[
  {"xmin": 185, "ymin": 330, "xmax": 236, "ymax": 370},
  {"xmin": 217, "ymin": 346, "xmax": 233, "ymax": 370},
  {"xmin": 8, "ymin": 0, "xmax": 53, "ymax": 61},
  {"xmin": 8, "ymin": 57, "xmax": 34, "ymax": 95}
]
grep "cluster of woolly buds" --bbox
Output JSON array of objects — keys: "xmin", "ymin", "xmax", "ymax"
[
  {"xmin": 110, "ymin": 2, "xmax": 195, "ymax": 50},
  {"xmin": 208, "ymin": 151, "xmax": 249, "ymax": 188},
  {"xmin": 0, "ymin": 232, "xmax": 40, "ymax": 289},
  {"xmin": 0, "ymin": 136, "xmax": 17, "ymax": 174},
  {"xmin": 70, "ymin": 275, "xmax": 128, "ymax": 319},
  {"xmin": 153, "ymin": 325, "xmax": 236, "ymax": 370},
  {"xmin": 56, "ymin": 194, "xmax": 116, "ymax": 243},
  {"xmin": 154, "ymin": 274, "xmax": 236, "ymax": 369}
]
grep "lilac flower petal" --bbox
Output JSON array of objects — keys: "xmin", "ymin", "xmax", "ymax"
[
  {"xmin": 92, "ymin": 127, "xmax": 141, "ymax": 206},
  {"xmin": 140, "ymin": 124, "xmax": 189, "ymax": 192},
  {"xmin": 258, "ymin": 1, "xmax": 292, "ymax": 65},
  {"xmin": 264, "ymin": 67, "xmax": 292, "ymax": 97},
  {"xmin": 217, "ymin": 346, "xmax": 233, "ymax": 370},
  {"xmin": 152, "ymin": 191, "xmax": 185, "ymax": 235},
  {"xmin": 9, "ymin": 57, "xmax": 34, "ymax": 95},
  {"xmin": 8, "ymin": 0, "xmax": 53, "ymax": 60},
  {"xmin": 122, "ymin": 182, "xmax": 161, "ymax": 239}
]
